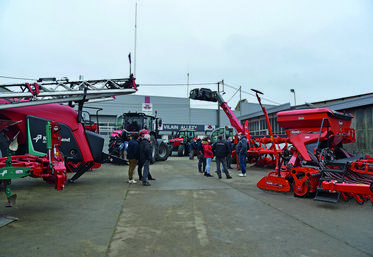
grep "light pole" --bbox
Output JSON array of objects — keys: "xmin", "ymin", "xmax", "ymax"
[
  {"xmin": 187, "ymin": 73, "xmax": 191, "ymax": 124},
  {"xmin": 290, "ymin": 89, "xmax": 296, "ymax": 106}
]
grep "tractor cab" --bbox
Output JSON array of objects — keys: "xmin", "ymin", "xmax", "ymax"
[{"xmin": 210, "ymin": 126, "xmax": 234, "ymax": 145}]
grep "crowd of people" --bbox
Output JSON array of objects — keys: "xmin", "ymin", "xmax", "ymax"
[
  {"xmin": 195, "ymin": 133, "xmax": 248, "ymax": 179},
  {"xmin": 125, "ymin": 131, "xmax": 249, "ymax": 186},
  {"xmin": 126, "ymin": 132, "xmax": 156, "ymax": 186}
]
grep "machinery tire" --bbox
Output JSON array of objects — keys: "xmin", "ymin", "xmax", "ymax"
[
  {"xmin": 178, "ymin": 144, "xmax": 185, "ymax": 157},
  {"xmin": 185, "ymin": 145, "xmax": 190, "ymax": 156},
  {"xmin": 150, "ymin": 135, "xmax": 157, "ymax": 164},
  {"xmin": 0, "ymin": 131, "xmax": 10, "ymax": 158},
  {"xmin": 156, "ymin": 141, "xmax": 169, "ymax": 161}
]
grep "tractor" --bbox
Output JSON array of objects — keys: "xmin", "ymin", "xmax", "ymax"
[
  {"xmin": 168, "ymin": 129, "xmax": 197, "ymax": 157},
  {"xmin": 109, "ymin": 112, "xmax": 170, "ymax": 163}
]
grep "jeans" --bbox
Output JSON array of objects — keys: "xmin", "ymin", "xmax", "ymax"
[
  {"xmin": 216, "ymin": 157, "xmax": 230, "ymax": 177},
  {"xmin": 198, "ymin": 154, "xmax": 206, "ymax": 172},
  {"xmin": 138, "ymin": 160, "xmax": 153, "ymax": 179},
  {"xmin": 142, "ymin": 159, "xmax": 150, "ymax": 184},
  {"xmin": 238, "ymin": 154, "xmax": 246, "ymax": 174},
  {"xmin": 205, "ymin": 158, "xmax": 212, "ymax": 174}
]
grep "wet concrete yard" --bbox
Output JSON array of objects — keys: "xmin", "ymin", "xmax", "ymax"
[{"xmin": 1, "ymin": 157, "xmax": 372, "ymax": 257}]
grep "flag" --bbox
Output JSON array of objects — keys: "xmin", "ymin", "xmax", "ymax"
[{"xmin": 128, "ymin": 53, "xmax": 131, "ymax": 64}]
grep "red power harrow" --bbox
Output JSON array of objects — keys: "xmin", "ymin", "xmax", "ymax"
[{"xmin": 256, "ymin": 107, "xmax": 373, "ymax": 205}]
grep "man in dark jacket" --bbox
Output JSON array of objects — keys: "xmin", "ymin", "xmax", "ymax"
[
  {"xmin": 212, "ymin": 135, "xmax": 232, "ymax": 179},
  {"xmin": 139, "ymin": 134, "xmax": 152, "ymax": 186},
  {"xmin": 197, "ymin": 138, "xmax": 205, "ymax": 173},
  {"xmin": 137, "ymin": 132, "xmax": 155, "ymax": 181},
  {"xmin": 226, "ymin": 136, "xmax": 233, "ymax": 169},
  {"xmin": 127, "ymin": 133, "xmax": 140, "ymax": 183},
  {"xmin": 236, "ymin": 132, "xmax": 248, "ymax": 177}
]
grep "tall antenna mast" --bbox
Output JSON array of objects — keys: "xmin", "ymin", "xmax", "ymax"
[{"xmin": 134, "ymin": 0, "xmax": 138, "ymax": 77}]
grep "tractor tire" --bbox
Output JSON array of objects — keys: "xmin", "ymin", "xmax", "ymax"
[
  {"xmin": 0, "ymin": 131, "xmax": 10, "ymax": 158},
  {"xmin": 156, "ymin": 141, "xmax": 170, "ymax": 161},
  {"xmin": 178, "ymin": 144, "xmax": 185, "ymax": 157},
  {"xmin": 150, "ymin": 136, "xmax": 157, "ymax": 164},
  {"xmin": 185, "ymin": 145, "xmax": 190, "ymax": 156}
]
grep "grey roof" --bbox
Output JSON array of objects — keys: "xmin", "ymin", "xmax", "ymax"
[{"xmin": 319, "ymin": 93, "xmax": 373, "ymax": 111}]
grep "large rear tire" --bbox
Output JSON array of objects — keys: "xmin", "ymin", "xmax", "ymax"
[
  {"xmin": 177, "ymin": 144, "xmax": 185, "ymax": 156},
  {"xmin": 156, "ymin": 141, "xmax": 169, "ymax": 161},
  {"xmin": 150, "ymin": 136, "xmax": 157, "ymax": 164}
]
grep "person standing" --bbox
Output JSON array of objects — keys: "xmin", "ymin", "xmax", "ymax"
[
  {"xmin": 197, "ymin": 138, "xmax": 206, "ymax": 173},
  {"xmin": 236, "ymin": 132, "xmax": 248, "ymax": 177},
  {"xmin": 202, "ymin": 137, "xmax": 213, "ymax": 177},
  {"xmin": 137, "ymin": 132, "xmax": 156, "ymax": 181},
  {"xmin": 226, "ymin": 136, "xmax": 233, "ymax": 169},
  {"xmin": 126, "ymin": 133, "xmax": 140, "ymax": 183},
  {"xmin": 189, "ymin": 139, "xmax": 198, "ymax": 160},
  {"xmin": 139, "ymin": 134, "xmax": 152, "ymax": 186},
  {"xmin": 212, "ymin": 135, "xmax": 232, "ymax": 179}
]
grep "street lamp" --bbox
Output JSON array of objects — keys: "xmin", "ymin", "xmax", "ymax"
[{"xmin": 290, "ymin": 89, "xmax": 296, "ymax": 106}]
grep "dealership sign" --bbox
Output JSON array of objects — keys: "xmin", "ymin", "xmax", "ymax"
[{"xmin": 162, "ymin": 124, "xmax": 206, "ymax": 132}]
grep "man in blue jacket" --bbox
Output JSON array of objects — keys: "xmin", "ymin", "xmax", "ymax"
[
  {"xmin": 236, "ymin": 132, "xmax": 248, "ymax": 177},
  {"xmin": 127, "ymin": 133, "xmax": 140, "ymax": 183}
]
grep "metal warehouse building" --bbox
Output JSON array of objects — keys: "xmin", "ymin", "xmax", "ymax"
[{"xmin": 84, "ymin": 92, "xmax": 373, "ymax": 154}]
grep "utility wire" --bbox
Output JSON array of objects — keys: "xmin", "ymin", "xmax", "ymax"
[
  {"xmin": 140, "ymin": 82, "xmax": 217, "ymax": 87},
  {"xmin": 224, "ymin": 82, "xmax": 281, "ymax": 105},
  {"xmin": 227, "ymin": 87, "xmax": 240, "ymax": 103}
]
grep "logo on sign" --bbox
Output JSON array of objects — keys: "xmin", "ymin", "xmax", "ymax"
[{"xmin": 142, "ymin": 103, "xmax": 153, "ymax": 114}]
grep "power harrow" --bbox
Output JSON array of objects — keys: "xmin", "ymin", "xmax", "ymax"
[
  {"xmin": 1, "ymin": 121, "xmax": 66, "ymax": 206},
  {"xmin": 189, "ymin": 87, "xmax": 373, "ymax": 204},
  {"xmin": 257, "ymin": 107, "xmax": 373, "ymax": 205}
]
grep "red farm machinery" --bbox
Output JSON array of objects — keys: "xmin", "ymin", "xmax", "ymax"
[
  {"xmin": 109, "ymin": 111, "xmax": 170, "ymax": 163},
  {"xmin": 0, "ymin": 75, "xmax": 138, "ymax": 206},
  {"xmin": 190, "ymin": 87, "xmax": 373, "ymax": 205},
  {"xmin": 168, "ymin": 129, "xmax": 197, "ymax": 157}
]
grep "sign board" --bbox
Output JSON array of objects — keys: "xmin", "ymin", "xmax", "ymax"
[
  {"xmin": 162, "ymin": 123, "xmax": 205, "ymax": 132},
  {"xmin": 142, "ymin": 103, "xmax": 152, "ymax": 115}
]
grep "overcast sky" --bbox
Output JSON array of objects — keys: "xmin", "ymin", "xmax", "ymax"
[{"xmin": 1, "ymin": 0, "xmax": 373, "ymax": 109}]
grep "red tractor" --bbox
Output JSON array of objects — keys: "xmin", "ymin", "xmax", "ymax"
[
  {"xmin": 168, "ymin": 129, "xmax": 197, "ymax": 157},
  {"xmin": 109, "ymin": 112, "xmax": 170, "ymax": 163}
]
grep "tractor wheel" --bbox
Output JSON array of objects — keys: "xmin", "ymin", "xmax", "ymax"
[
  {"xmin": 0, "ymin": 131, "xmax": 10, "ymax": 158},
  {"xmin": 178, "ymin": 144, "xmax": 185, "ymax": 156},
  {"xmin": 156, "ymin": 141, "xmax": 170, "ymax": 161},
  {"xmin": 150, "ymin": 136, "xmax": 157, "ymax": 164}
]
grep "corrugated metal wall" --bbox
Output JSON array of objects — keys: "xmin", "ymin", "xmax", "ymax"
[{"xmin": 354, "ymin": 106, "xmax": 373, "ymax": 154}]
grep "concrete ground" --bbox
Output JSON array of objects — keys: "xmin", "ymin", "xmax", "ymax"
[{"xmin": 0, "ymin": 156, "xmax": 372, "ymax": 257}]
